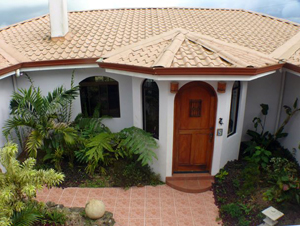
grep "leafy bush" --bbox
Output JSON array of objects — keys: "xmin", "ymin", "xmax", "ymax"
[
  {"xmin": 264, "ymin": 157, "xmax": 300, "ymax": 203},
  {"xmin": 0, "ymin": 142, "xmax": 64, "ymax": 226},
  {"xmin": 244, "ymin": 99, "xmax": 300, "ymax": 156},
  {"xmin": 215, "ymin": 169, "xmax": 228, "ymax": 182},
  {"xmin": 220, "ymin": 203, "xmax": 243, "ymax": 218},
  {"xmin": 220, "ymin": 202, "xmax": 252, "ymax": 226},
  {"xmin": 41, "ymin": 208, "xmax": 67, "ymax": 226},
  {"xmin": 244, "ymin": 146, "xmax": 271, "ymax": 169}
]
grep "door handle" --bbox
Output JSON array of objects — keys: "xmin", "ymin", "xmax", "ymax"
[
  {"xmin": 209, "ymin": 127, "xmax": 214, "ymax": 142},
  {"xmin": 209, "ymin": 132, "xmax": 214, "ymax": 142}
]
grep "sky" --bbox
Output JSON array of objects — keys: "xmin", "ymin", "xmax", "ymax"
[{"xmin": 0, "ymin": 0, "xmax": 300, "ymax": 28}]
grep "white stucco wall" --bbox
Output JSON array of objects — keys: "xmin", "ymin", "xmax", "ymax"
[
  {"xmin": 16, "ymin": 68, "xmax": 133, "ymax": 132},
  {"xmin": 0, "ymin": 76, "xmax": 14, "ymax": 172},
  {"xmin": 218, "ymin": 82, "xmax": 248, "ymax": 169},
  {"xmin": 0, "ymin": 76, "xmax": 14, "ymax": 147},
  {"xmin": 279, "ymin": 72, "xmax": 300, "ymax": 163},
  {"xmin": 131, "ymin": 78, "xmax": 174, "ymax": 180},
  {"xmin": 242, "ymin": 71, "xmax": 282, "ymax": 141}
]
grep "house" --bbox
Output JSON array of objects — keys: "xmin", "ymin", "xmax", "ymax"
[{"xmin": 0, "ymin": 0, "xmax": 300, "ymax": 188}]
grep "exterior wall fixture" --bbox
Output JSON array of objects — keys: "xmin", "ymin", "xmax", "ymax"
[
  {"xmin": 218, "ymin": 118, "xmax": 223, "ymax": 125},
  {"xmin": 170, "ymin": 82, "xmax": 179, "ymax": 93},
  {"xmin": 259, "ymin": 206, "xmax": 284, "ymax": 226},
  {"xmin": 217, "ymin": 82, "xmax": 226, "ymax": 93}
]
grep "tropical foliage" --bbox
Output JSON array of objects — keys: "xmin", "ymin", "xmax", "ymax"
[
  {"xmin": 74, "ymin": 112, "xmax": 159, "ymax": 175},
  {"xmin": 3, "ymin": 76, "xmax": 79, "ymax": 158},
  {"xmin": 244, "ymin": 99, "xmax": 300, "ymax": 154},
  {"xmin": 0, "ymin": 142, "xmax": 64, "ymax": 226},
  {"xmin": 214, "ymin": 100, "xmax": 300, "ymax": 226}
]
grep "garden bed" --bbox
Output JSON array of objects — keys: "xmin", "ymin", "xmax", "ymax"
[
  {"xmin": 213, "ymin": 160, "xmax": 300, "ymax": 226},
  {"xmin": 33, "ymin": 156, "xmax": 163, "ymax": 189}
]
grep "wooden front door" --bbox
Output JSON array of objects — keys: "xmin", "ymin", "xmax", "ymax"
[{"xmin": 173, "ymin": 82, "xmax": 217, "ymax": 172}]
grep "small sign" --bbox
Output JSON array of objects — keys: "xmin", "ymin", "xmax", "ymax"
[{"xmin": 217, "ymin": 129, "xmax": 223, "ymax": 136}]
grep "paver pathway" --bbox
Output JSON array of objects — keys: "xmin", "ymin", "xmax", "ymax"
[{"xmin": 36, "ymin": 185, "xmax": 221, "ymax": 226}]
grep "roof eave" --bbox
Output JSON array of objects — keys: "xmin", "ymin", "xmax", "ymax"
[
  {"xmin": 98, "ymin": 62, "xmax": 284, "ymax": 76},
  {"xmin": 0, "ymin": 58, "xmax": 99, "ymax": 79}
]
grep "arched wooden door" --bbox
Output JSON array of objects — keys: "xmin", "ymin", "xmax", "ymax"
[{"xmin": 173, "ymin": 82, "xmax": 217, "ymax": 173}]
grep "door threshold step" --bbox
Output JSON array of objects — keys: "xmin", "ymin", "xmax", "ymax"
[
  {"xmin": 166, "ymin": 174, "xmax": 214, "ymax": 193},
  {"xmin": 167, "ymin": 173, "xmax": 214, "ymax": 180}
]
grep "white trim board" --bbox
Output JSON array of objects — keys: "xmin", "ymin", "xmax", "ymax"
[{"xmin": 105, "ymin": 69, "xmax": 277, "ymax": 81}]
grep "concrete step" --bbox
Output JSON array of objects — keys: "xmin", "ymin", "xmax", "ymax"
[{"xmin": 166, "ymin": 173, "xmax": 214, "ymax": 193}]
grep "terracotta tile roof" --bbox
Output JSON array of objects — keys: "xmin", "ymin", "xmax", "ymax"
[
  {"xmin": 100, "ymin": 29, "xmax": 277, "ymax": 68},
  {"xmin": 0, "ymin": 53, "xmax": 11, "ymax": 69},
  {"xmin": 0, "ymin": 7, "xmax": 299, "ymax": 72},
  {"xmin": 288, "ymin": 48, "xmax": 300, "ymax": 66}
]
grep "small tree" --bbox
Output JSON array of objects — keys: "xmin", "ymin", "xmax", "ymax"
[{"xmin": 0, "ymin": 142, "xmax": 64, "ymax": 226}]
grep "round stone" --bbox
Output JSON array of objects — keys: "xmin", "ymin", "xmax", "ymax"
[{"xmin": 85, "ymin": 199, "xmax": 106, "ymax": 220}]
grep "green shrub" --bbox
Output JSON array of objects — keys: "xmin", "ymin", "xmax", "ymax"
[
  {"xmin": 0, "ymin": 142, "xmax": 64, "ymax": 226},
  {"xmin": 244, "ymin": 99, "xmax": 299, "ymax": 156},
  {"xmin": 215, "ymin": 169, "xmax": 228, "ymax": 182},
  {"xmin": 41, "ymin": 208, "xmax": 67, "ymax": 226},
  {"xmin": 220, "ymin": 203, "xmax": 243, "ymax": 218},
  {"xmin": 244, "ymin": 146, "xmax": 271, "ymax": 169},
  {"xmin": 264, "ymin": 157, "xmax": 300, "ymax": 203}
]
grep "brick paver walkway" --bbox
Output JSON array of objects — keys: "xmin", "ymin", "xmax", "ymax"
[{"xmin": 36, "ymin": 185, "xmax": 221, "ymax": 226}]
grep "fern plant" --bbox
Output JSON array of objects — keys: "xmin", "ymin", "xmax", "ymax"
[
  {"xmin": 75, "ymin": 126, "xmax": 158, "ymax": 175},
  {"xmin": 75, "ymin": 132, "xmax": 117, "ymax": 175},
  {"xmin": 117, "ymin": 127, "xmax": 158, "ymax": 166},
  {"xmin": 0, "ymin": 142, "xmax": 64, "ymax": 226}
]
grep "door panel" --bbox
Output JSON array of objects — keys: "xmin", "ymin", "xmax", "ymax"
[
  {"xmin": 178, "ymin": 134, "xmax": 192, "ymax": 165},
  {"xmin": 173, "ymin": 82, "xmax": 217, "ymax": 172}
]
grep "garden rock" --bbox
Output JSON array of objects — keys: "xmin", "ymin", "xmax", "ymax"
[
  {"xmin": 94, "ymin": 212, "xmax": 115, "ymax": 226},
  {"xmin": 85, "ymin": 199, "xmax": 106, "ymax": 220}
]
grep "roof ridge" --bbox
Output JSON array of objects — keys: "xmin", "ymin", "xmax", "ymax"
[
  {"xmin": 153, "ymin": 33, "xmax": 185, "ymax": 67},
  {"xmin": 99, "ymin": 29, "xmax": 182, "ymax": 60},
  {"xmin": 186, "ymin": 31, "xmax": 278, "ymax": 62},
  {"xmin": 0, "ymin": 14, "xmax": 48, "ymax": 33},
  {"xmin": 270, "ymin": 30, "xmax": 300, "ymax": 60},
  {"xmin": 184, "ymin": 32, "xmax": 247, "ymax": 67},
  {"xmin": 1, "ymin": 7, "xmax": 299, "ymax": 33},
  {"xmin": 69, "ymin": 8, "xmax": 300, "ymax": 28},
  {"xmin": 240, "ymin": 9, "xmax": 300, "ymax": 27}
]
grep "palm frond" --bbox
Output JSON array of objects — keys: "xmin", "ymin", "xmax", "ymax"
[
  {"xmin": 2, "ymin": 116, "xmax": 36, "ymax": 138},
  {"xmin": 53, "ymin": 123, "xmax": 78, "ymax": 144},
  {"xmin": 46, "ymin": 86, "xmax": 79, "ymax": 115},
  {"xmin": 25, "ymin": 130, "xmax": 43, "ymax": 157}
]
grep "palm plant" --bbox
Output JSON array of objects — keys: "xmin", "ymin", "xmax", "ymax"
[{"xmin": 3, "ymin": 82, "xmax": 79, "ymax": 158}]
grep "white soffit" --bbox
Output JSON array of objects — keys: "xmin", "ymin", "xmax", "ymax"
[{"xmin": 105, "ymin": 69, "xmax": 277, "ymax": 81}]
